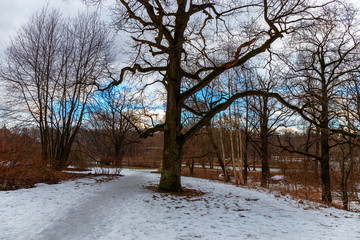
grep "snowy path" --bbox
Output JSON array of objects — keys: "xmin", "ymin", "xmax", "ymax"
[
  {"xmin": 1, "ymin": 169, "xmax": 360, "ymax": 240},
  {"xmin": 38, "ymin": 172, "xmax": 150, "ymax": 240}
]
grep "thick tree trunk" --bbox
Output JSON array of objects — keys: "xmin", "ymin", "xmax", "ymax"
[
  {"xmin": 158, "ymin": 127, "xmax": 183, "ymax": 192},
  {"xmin": 158, "ymin": 81, "xmax": 183, "ymax": 192},
  {"xmin": 158, "ymin": 26, "xmax": 184, "ymax": 191}
]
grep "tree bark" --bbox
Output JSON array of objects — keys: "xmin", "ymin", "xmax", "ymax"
[
  {"xmin": 260, "ymin": 97, "xmax": 270, "ymax": 187},
  {"xmin": 320, "ymin": 127, "xmax": 331, "ymax": 202},
  {"xmin": 158, "ymin": 79, "xmax": 183, "ymax": 192},
  {"xmin": 319, "ymin": 92, "xmax": 332, "ymax": 202},
  {"xmin": 158, "ymin": 9, "xmax": 185, "ymax": 191},
  {"xmin": 206, "ymin": 124, "xmax": 229, "ymax": 182},
  {"xmin": 243, "ymin": 97, "xmax": 250, "ymax": 184}
]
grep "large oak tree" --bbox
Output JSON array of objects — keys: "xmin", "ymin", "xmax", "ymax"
[{"xmin": 107, "ymin": 0, "xmax": 331, "ymax": 192}]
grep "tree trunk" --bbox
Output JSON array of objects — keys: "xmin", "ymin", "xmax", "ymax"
[
  {"xmin": 314, "ymin": 126, "xmax": 320, "ymax": 181},
  {"xmin": 219, "ymin": 112, "xmax": 227, "ymax": 169},
  {"xmin": 319, "ymin": 86, "xmax": 332, "ymax": 203},
  {"xmin": 228, "ymin": 75, "xmax": 238, "ymax": 186},
  {"xmin": 243, "ymin": 136, "xmax": 248, "ymax": 184},
  {"xmin": 189, "ymin": 159, "xmax": 195, "ymax": 175},
  {"xmin": 341, "ymin": 141, "xmax": 354, "ymax": 210},
  {"xmin": 114, "ymin": 144, "xmax": 123, "ymax": 167},
  {"xmin": 341, "ymin": 174, "xmax": 348, "ymax": 210},
  {"xmin": 53, "ymin": 150, "xmax": 70, "ymax": 171},
  {"xmin": 320, "ymin": 125, "xmax": 332, "ymax": 203},
  {"xmin": 229, "ymin": 112, "xmax": 238, "ymax": 185},
  {"xmin": 158, "ymin": 26, "xmax": 184, "ymax": 191},
  {"xmin": 236, "ymin": 101, "xmax": 243, "ymax": 185},
  {"xmin": 243, "ymin": 96, "xmax": 249, "ymax": 184},
  {"xmin": 260, "ymin": 97, "xmax": 270, "ymax": 187},
  {"xmin": 158, "ymin": 80, "xmax": 183, "ymax": 192},
  {"xmin": 252, "ymin": 152, "xmax": 256, "ymax": 171},
  {"xmin": 260, "ymin": 128, "xmax": 270, "ymax": 187},
  {"xmin": 206, "ymin": 124, "xmax": 230, "ymax": 182}
]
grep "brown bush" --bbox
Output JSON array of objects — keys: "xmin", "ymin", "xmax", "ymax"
[{"xmin": 0, "ymin": 128, "xmax": 62, "ymax": 190}]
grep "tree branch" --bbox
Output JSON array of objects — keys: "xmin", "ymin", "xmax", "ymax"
[
  {"xmin": 100, "ymin": 64, "xmax": 167, "ymax": 91},
  {"xmin": 120, "ymin": 113, "xmax": 165, "ymax": 138},
  {"xmin": 180, "ymin": 33, "xmax": 282, "ymax": 101}
]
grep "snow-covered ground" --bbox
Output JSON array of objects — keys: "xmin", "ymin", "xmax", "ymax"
[{"xmin": 1, "ymin": 169, "xmax": 360, "ymax": 240}]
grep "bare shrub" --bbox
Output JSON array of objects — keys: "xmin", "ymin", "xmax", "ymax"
[{"xmin": 0, "ymin": 128, "xmax": 58, "ymax": 190}]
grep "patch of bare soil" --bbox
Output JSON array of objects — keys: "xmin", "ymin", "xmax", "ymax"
[{"xmin": 145, "ymin": 185, "xmax": 205, "ymax": 198}]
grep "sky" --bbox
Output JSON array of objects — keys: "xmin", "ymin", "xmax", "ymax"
[
  {"xmin": 0, "ymin": 0, "xmax": 359, "ymax": 124},
  {"xmin": 0, "ymin": 0, "xmax": 111, "ymax": 54},
  {"xmin": 1, "ymin": 0, "xmax": 360, "ymax": 53}
]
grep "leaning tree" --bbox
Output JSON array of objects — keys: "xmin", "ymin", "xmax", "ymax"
[{"xmin": 105, "ymin": 0, "xmax": 332, "ymax": 192}]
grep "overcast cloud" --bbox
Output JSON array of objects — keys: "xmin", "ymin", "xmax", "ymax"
[{"xmin": 0, "ymin": 0, "xmax": 109, "ymax": 54}]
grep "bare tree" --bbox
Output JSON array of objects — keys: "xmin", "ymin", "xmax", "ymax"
[
  {"xmin": 277, "ymin": 3, "xmax": 360, "ymax": 202},
  {"xmin": 0, "ymin": 7, "xmax": 115, "ymax": 170},
  {"xmin": 248, "ymin": 72, "xmax": 291, "ymax": 187},
  {"xmin": 87, "ymin": 88, "xmax": 140, "ymax": 165},
  {"xmin": 104, "ymin": 0, "xmax": 332, "ymax": 192}
]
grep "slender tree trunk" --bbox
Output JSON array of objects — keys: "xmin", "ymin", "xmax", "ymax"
[
  {"xmin": 260, "ymin": 97, "xmax": 270, "ymax": 187},
  {"xmin": 314, "ymin": 126, "xmax": 320, "ymax": 181},
  {"xmin": 228, "ymin": 74, "xmax": 238, "ymax": 186},
  {"xmin": 243, "ymin": 96, "xmax": 249, "ymax": 184},
  {"xmin": 206, "ymin": 124, "xmax": 229, "ymax": 182},
  {"xmin": 260, "ymin": 127, "xmax": 270, "ymax": 187},
  {"xmin": 219, "ymin": 113, "xmax": 227, "ymax": 169},
  {"xmin": 236, "ymin": 101, "xmax": 243, "ymax": 185},
  {"xmin": 320, "ymin": 125, "xmax": 331, "ymax": 202},
  {"xmin": 341, "ymin": 160, "xmax": 348, "ymax": 210},
  {"xmin": 229, "ymin": 107, "xmax": 238, "ymax": 185},
  {"xmin": 190, "ymin": 159, "xmax": 195, "ymax": 175},
  {"xmin": 253, "ymin": 152, "xmax": 256, "ymax": 171},
  {"xmin": 319, "ymin": 86, "xmax": 332, "ymax": 202},
  {"xmin": 341, "ymin": 141, "xmax": 354, "ymax": 210}
]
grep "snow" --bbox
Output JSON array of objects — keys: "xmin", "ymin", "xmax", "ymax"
[
  {"xmin": 271, "ymin": 175, "xmax": 285, "ymax": 181},
  {"xmin": 1, "ymin": 169, "xmax": 360, "ymax": 240}
]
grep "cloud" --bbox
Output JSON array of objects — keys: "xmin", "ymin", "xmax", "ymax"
[{"xmin": 0, "ymin": 0, "xmax": 97, "ymax": 54}]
